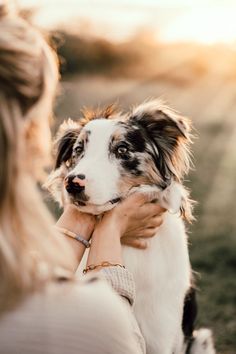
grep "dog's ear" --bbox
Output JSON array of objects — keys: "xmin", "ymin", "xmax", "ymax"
[
  {"xmin": 180, "ymin": 193, "xmax": 195, "ymax": 223},
  {"xmin": 128, "ymin": 99, "xmax": 192, "ymax": 182},
  {"xmin": 54, "ymin": 119, "xmax": 81, "ymax": 169}
]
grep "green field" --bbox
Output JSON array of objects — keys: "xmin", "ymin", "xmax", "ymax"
[{"xmin": 52, "ymin": 60, "xmax": 236, "ymax": 353}]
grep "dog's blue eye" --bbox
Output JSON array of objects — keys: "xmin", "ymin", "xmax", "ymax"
[
  {"xmin": 117, "ymin": 146, "xmax": 128, "ymax": 155},
  {"xmin": 116, "ymin": 144, "xmax": 130, "ymax": 159}
]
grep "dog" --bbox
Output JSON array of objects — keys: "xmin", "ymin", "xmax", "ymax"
[{"xmin": 46, "ymin": 100, "xmax": 215, "ymax": 354}]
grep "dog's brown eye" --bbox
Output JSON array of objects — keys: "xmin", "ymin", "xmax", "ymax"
[{"xmin": 74, "ymin": 143, "xmax": 83, "ymax": 155}]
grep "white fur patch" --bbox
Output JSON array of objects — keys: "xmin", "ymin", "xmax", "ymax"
[
  {"xmin": 190, "ymin": 329, "xmax": 216, "ymax": 354},
  {"xmin": 68, "ymin": 119, "xmax": 121, "ymax": 206}
]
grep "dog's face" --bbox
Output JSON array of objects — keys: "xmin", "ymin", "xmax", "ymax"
[{"xmin": 46, "ymin": 100, "xmax": 192, "ymax": 215}]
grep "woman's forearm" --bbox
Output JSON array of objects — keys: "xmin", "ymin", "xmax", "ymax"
[
  {"xmin": 56, "ymin": 205, "xmax": 95, "ymax": 272},
  {"xmin": 87, "ymin": 215, "xmax": 123, "ymax": 267},
  {"xmin": 56, "ymin": 230, "xmax": 88, "ymax": 272}
]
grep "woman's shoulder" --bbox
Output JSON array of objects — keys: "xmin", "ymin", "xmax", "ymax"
[{"xmin": 0, "ymin": 275, "xmax": 143, "ymax": 354}]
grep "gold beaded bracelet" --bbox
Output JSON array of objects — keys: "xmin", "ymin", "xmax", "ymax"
[{"xmin": 83, "ymin": 261, "xmax": 125, "ymax": 274}]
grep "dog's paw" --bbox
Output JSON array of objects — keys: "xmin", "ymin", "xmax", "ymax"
[{"xmin": 190, "ymin": 328, "xmax": 216, "ymax": 354}]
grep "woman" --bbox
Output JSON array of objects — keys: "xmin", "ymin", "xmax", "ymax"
[{"xmin": 0, "ymin": 3, "xmax": 165, "ymax": 353}]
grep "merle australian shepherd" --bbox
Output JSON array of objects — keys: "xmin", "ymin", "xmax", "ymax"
[{"xmin": 46, "ymin": 100, "xmax": 215, "ymax": 354}]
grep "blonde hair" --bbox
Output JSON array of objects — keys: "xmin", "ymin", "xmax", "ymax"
[{"xmin": 0, "ymin": 1, "xmax": 75, "ymax": 312}]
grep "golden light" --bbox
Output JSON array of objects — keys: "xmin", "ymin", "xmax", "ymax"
[
  {"xmin": 162, "ymin": 7, "xmax": 236, "ymax": 44},
  {"xmin": 19, "ymin": 1, "xmax": 236, "ymax": 45}
]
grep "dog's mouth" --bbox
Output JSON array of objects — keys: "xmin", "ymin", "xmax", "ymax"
[
  {"xmin": 72, "ymin": 196, "xmax": 122, "ymax": 210},
  {"xmin": 69, "ymin": 196, "xmax": 122, "ymax": 215},
  {"xmin": 69, "ymin": 184, "xmax": 143, "ymax": 214},
  {"xmin": 70, "ymin": 187, "xmax": 140, "ymax": 214}
]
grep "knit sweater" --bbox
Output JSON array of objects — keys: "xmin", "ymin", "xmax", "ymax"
[{"xmin": 0, "ymin": 267, "xmax": 146, "ymax": 354}]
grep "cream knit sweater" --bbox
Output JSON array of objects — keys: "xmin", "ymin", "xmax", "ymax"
[{"xmin": 0, "ymin": 267, "xmax": 146, "ymax": 354}]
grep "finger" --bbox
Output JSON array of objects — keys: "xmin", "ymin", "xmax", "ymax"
[
  {"xmin": 114, "ymin": 193, "xmax": 148, "ymax": 215},
  {"xmin": 128, "ymin": 205, "xmax": 163, "ymax": 221},
  {"xmin": 123, "ymin": 191, "xmax": 162, "ymax": 208},
  {"xmin": 123, "ymin": 213, "xmax": 164, "ymax": 233},
  {"xmin": 118, "ymin": 192, "xmax": 166, "ymax": 219},
  {"xmin": 138, "ymin": 203, "xmax": 166, "ymax": 218},
  {"xmin": 139, "ymin": 228, "xmax": 157, "ymax": 238},
  {"xmin": 133, "ymin": 227, "xmax": 156, "ymax": 238},
  {"xmin": 124, "ymin": 192, "xmax": 152, "ymax": 206},
  {"xmin": 139, "ymin": 216, "xmax": 161, "ymax": 229},
  {"xmin": 121, "ymin": 237, "xmax": 148, "ymax": 249},
  {"xmin": 146, "ymin": 203, "xmax": 166, "ymax": 214},
  {"xmin": 148, "ymin": 215, "xmax": 164, "ymax": 228}
]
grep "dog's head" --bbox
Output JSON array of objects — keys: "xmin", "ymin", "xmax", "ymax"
[{"xmin": 46, "ymin": 100, "xmax": 193, "ymax": 216}]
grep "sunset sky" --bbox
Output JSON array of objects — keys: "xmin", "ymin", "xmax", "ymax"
[{"xmin": 18, "ymin": 0, "xmax": 236, "ymax": 44}]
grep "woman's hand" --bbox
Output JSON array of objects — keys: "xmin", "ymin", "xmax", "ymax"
[
  {"xmin": 105, "ymin": 193, "xmax": 166, "ymax": 249},
  {"xmin": 86, "ymin": 193, "xmax": 165, "ymax": 269}
]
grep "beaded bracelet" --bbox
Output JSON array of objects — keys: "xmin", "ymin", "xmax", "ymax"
[
  {"xmin": 83, "ymin": 261, "xmax": 125, "ymax": 274},
  {"xmin": 56, "ymin": 226, "xmax": 90, "ymax": 248}
]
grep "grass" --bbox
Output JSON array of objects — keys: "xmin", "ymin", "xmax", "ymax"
[
  {"xmin": 189, "ymin": 231, "xmax": 236, "ymax": 353},
  {"xmin": 187, "ymin": 114, "xmax": 236, "ymax": 353}
]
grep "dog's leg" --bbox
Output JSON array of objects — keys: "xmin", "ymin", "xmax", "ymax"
[
  {"xmin": 188, "ymin": 329, "xmax": 216, "ymax": 354},
  {"xmin": 182, "ymin": 287, "xmax": 198, "ymax": 351}
]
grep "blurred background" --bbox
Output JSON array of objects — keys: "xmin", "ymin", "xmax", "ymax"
[{"xmin": 19, "ymin": 1, "xmax": 236, "ymax": 353}]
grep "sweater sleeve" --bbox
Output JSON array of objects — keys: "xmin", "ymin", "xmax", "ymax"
[
  {"xmin": 99, "ymin": 266, "xmax": 135, "ymax": 305},
  {"xmin": 79, "ymin": 274, "xmax": 146, "ymax": 354},
  {"xmin": 98, "ymin": 266, "xmax": 146, "ymax": 353},
  {"xmin": 0, "ymin": 276, "xmax": 146, "ymax": 354}
]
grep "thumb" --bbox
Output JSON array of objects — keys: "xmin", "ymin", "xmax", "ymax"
[{"xmin": 121, "ymin": 237, "xmax": 148, "ymax": 249}]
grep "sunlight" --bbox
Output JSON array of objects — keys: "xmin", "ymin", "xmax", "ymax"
[
  {"xmin": 18, "ymin": 1, "xmax": 236, "ymax": 44},
  {"xmin": 162, "ymin": 7, "xmax": 236, "ymax": 44}
]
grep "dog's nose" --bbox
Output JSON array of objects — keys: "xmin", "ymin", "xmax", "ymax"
[{"xmin": 65, "ymin": 174, "xmax": 86, "ymax": 195}]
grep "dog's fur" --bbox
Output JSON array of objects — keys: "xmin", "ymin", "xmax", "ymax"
[{"xmin": 46, "ymin": 100, "xmax": 215, "ymax": 354}]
